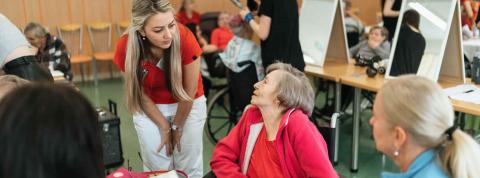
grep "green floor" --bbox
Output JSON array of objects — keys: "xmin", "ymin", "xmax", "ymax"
[{"xmin": 78, "ymin": 78, "xmax": 400, "ymax": 178}]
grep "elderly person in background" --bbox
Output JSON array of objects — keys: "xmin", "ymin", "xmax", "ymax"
[
  {"xmin": 0, "ymin": 14, "xmax": 52, "ymax": 82},
  {"xmin": 349, "ymin": 26, "xmax": 391, "ymax": 60},
  {"xmin": 24, "ymin": 22, "xmax": 73, "ymax": 81},
  {"xmin": 370, "ymin": 75, "xmax": 480, "ymax": 178},
  {"xmin": 210, "ymin": 63, "xmax": 338, "ymax": 178}
]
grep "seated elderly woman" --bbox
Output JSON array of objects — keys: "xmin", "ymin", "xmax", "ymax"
[
  {"xmin": 349, "ymin": 26, "xmax": 391, "ymax": 59},
  {"xmin": 210, "ymin": 63, "xmax": 338, "ymax": 177},
  {"xmin": 0, "ymin": 84, "xmax": 104, "ymax": 178},
  {"xmin": 370, "ymin": 75, "xmax": 480, "ymax": 178},
  {"xmin": 24, "ymin": 22, "xmax": 73, "ymax": 80}
]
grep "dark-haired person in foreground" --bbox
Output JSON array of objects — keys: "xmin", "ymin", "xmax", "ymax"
[{"xmin": 0, "ymin": 84, "xmax": 104, "ymax": 178}]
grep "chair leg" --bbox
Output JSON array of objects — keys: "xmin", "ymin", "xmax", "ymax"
[
  {"xmin": 108, "ymin": 62, "xmax": 113, "ymax": 79},
  {"xmin": 93, "ymin": 60, "xmax": 98, "ymax": 86},
  {"xmin": 80, "ymin": 63, "xmax": 85, "ymax": 83}
]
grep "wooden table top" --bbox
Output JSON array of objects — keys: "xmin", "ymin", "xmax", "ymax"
[
  {"xmin": 306, "ymin": 62, "xmax": 480, "ymax": 116},
  {"xmin": 305, "ymin": 61, "xmax": 359, "ymax": 82}
]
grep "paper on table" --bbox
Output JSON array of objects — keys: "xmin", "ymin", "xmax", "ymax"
[
  {"xmin": 443, "ymin": 84, "xmax": 479, "ymax": 96},
  {"xmin": 443, "ymin": 84, "xmax": 480, "ymax": 104},
  {"xmin": 449, "ymin": 90, "xmax": 480, "ymax": 104},
  {"xmin": 150, "ymin": 170, "xmax": 180, "ymax": 178}
]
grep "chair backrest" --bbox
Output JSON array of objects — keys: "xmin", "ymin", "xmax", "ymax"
[
  {"xmin": 57, "ymin": 24, "xmax": 83, "ymax": 56},
  {"xmin": 199, "ymin": 12, "xmax": 220, "ymax": 43},
  {"xmin": 88, "ymin": 22, "xmax": 112, "ymax": 53},
  {"xmin": 116, "ymin": 21, "xmax": 130, "ymax": 37}
]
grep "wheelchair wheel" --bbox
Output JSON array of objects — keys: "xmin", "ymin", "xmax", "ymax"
[{"xmin": 205, "ymin": 87, "xmax": 242, "ymax": 144}]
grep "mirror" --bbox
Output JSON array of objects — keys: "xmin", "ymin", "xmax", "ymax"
[
  {"xmin": 386, "ymin": 0, "xmax": 457, "ymax": 80},
  {"xmin": 300, "ymin": 0, "xmax": 349, "ymax": 66},
  {"xmin": 344, "ymin": 0, "xmax": 392, "ymax": 63}
]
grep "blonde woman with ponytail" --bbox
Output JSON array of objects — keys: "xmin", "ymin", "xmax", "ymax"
[
  {"xmin": 113, "ymin": 0, "xmax": 205, "ymax": 177},
  {"xmin": 370, "ymin": 75, "xmax": 480, "ymax": 178}
]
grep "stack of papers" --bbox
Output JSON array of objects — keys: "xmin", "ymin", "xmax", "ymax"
[{"xmin": 443, "ymin": 84, "xmax": 480, "ymax": 104}]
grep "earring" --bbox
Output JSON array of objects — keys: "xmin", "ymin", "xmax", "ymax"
[
  {"xmin": 142, "ymin": 36, "xmax": 146, "ymax": 40},
  {"xmin": 393, "ymin": 150, "xmax": 399, "ymax": 157}
]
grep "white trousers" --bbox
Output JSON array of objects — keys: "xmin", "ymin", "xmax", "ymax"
[{"xmin": 133, "ymin": 96, "xmax": 206, "ymax": 178}]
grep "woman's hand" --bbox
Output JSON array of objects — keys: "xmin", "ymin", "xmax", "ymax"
[
  {"xmin": 172, "ymin": 129, "xmax": 183, "ymax": 153},
  {"xmin": 239, "ymin": 7, "xmax": 251, "ymax": 20},
  {"xmin": 157, "ymin": 127, "xmax": 173, "ymax": 156}
]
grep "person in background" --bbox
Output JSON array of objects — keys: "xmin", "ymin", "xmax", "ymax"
[
  {"xmin": 0, "ymin": 75, "xmax": 29, "ymax": 100},
  {"xmin": 370, "ymin": 75, "xmax": 480, "ymax": 178},
  {"xmin": 350, "ymin": 26, "xmax": 390, "ymax": 59},
  {"xmin": 343, "ymin": 0, "xmax": 364, "ymax": 47},
  {"xmin": 462, "ymin": 0, "xmax": 479, "ymax": 30},
  {"xmin": 211, "ymin": 63, "xmax": 338, "ymax": 178},
  {"xmin": 197, "ymin": 12, "xmax": 233, "ymax": 53},
  {"xmin": 0, "ymin": 13, "xmax": 53, "ymax": 82},
  {"xmin": 240, "ymin": 0, "xmax": 305, "ymax": 71},
  {"xmin": 176, "ymin": 0, "xmax": 201, "ymax": 33},
  {"xmin": 382, "ymin": 0, "xmax": 402, "ymax": 42},
  {"xmin": 24, "ymin": 22, "xmax": 73, "ymax": 81},
  {"xmin": 389, "ymin": 9, "xmax": 425, "ymax": 76},
  {"xmin": 0, "ymin": 84, "xmax": 104, "ymax": 178},
  {"xmin": 219, "ymin": 15, "xmax": 264, "ymax": 81},
  {"xmin": 113, "ymin": 0, "xmax": 206, "ymax": 177}
]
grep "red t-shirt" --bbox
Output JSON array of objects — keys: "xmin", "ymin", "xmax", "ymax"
[
  {"xmin": 113, "ymin": 24, "xmax": 204, "ymax": 104},
  {"xmin": 246, "ymin": 127, "xmax": 285, "ymax": 178},
  {"xmin": 210, "ymin": 26, "xmax": 233, "ymax": 50},
  {"xmin": 176, "ymin": 11, "xmax": 201, "ymax": 26}
]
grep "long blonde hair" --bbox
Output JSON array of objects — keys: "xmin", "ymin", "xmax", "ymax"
[
  {"xmin": 125, "ymin": 0, "xmax": 191, "ymax": 113},
  {"xmin": 381, "ymin": 75, "xmax": 480, "ymax": 178}
]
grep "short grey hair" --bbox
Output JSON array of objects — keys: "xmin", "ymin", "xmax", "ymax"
[
  {"xmin": 24, "ymin": 22, "xmax": 47, "ymax": 38},
  {"xmin": 266, "ymin": 63, "xmax": 315, "ymax": 116}
]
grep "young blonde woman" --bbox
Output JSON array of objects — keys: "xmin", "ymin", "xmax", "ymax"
[
  {"xmin": 370, "ymin": 75, "xmax": 480, "ymax": 178},
  {"xmin": 113, "ymin": 0, "xmax": 205, "ymax": 177}
]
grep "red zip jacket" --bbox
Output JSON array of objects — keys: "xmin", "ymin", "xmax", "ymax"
[{"xmin": 210, "ymin": 106, "xmax": 338, "ymax": 178}]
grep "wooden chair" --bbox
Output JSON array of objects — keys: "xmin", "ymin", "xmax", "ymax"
[
  {"xmin": 57, "ymin": 24, "xmax": 93, "ymax": 83},
  {"xmin": 116, "ymin": 21, "xmax": 130, "ymax": 37},
  {"xmin": 88, "ymin": 22, "xmax": 114, "ymax": 85}
]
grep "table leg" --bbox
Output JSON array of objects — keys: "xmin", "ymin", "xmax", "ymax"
[
  {"xmin": 334, "ymin": 82, "xmax": 341, "ymax": 164},
  {"xmin": 351, "ymin": 87, "xmax": 361, "ymax": 172}
]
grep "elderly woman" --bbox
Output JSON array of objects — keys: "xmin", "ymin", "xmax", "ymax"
[
  {"xmin": 349, "ymin": 26, "xmax": 391, "ymax": 60},
  {"xmin": 210, "ymin": 63, "xmax": 338, "ymax": 178},
  {"xmin": 24, "ymin": 22, "xmax": 73, "ymax": 80},
  {"xmin": 370, "ymin": 75, "xmax": 480, "ymax": 178}
]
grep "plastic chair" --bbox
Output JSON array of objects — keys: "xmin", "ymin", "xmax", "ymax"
[
  {"xmin": 57, "ymin": 24, "xmax": 93, "ymax": 83},
  {"xmin": 116, "ymin": 21, "xmax": 130, "ymax": 36},
  {"xmin": 88, "ymin": 22, "xmax": 114, "ymax": 85}
]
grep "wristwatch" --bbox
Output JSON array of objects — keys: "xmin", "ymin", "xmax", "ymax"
[{"xmin": 171, "ymin": 124, "xmax": 183, "ymax": 132}]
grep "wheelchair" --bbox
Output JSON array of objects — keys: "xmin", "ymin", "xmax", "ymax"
[
  {"xmin": 204, "ymin": 60, "xmax": 258, "ymax": 143},
  {"xmin": 198, "ymin": 11, "xmax": 259, "ymax": 143}
]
